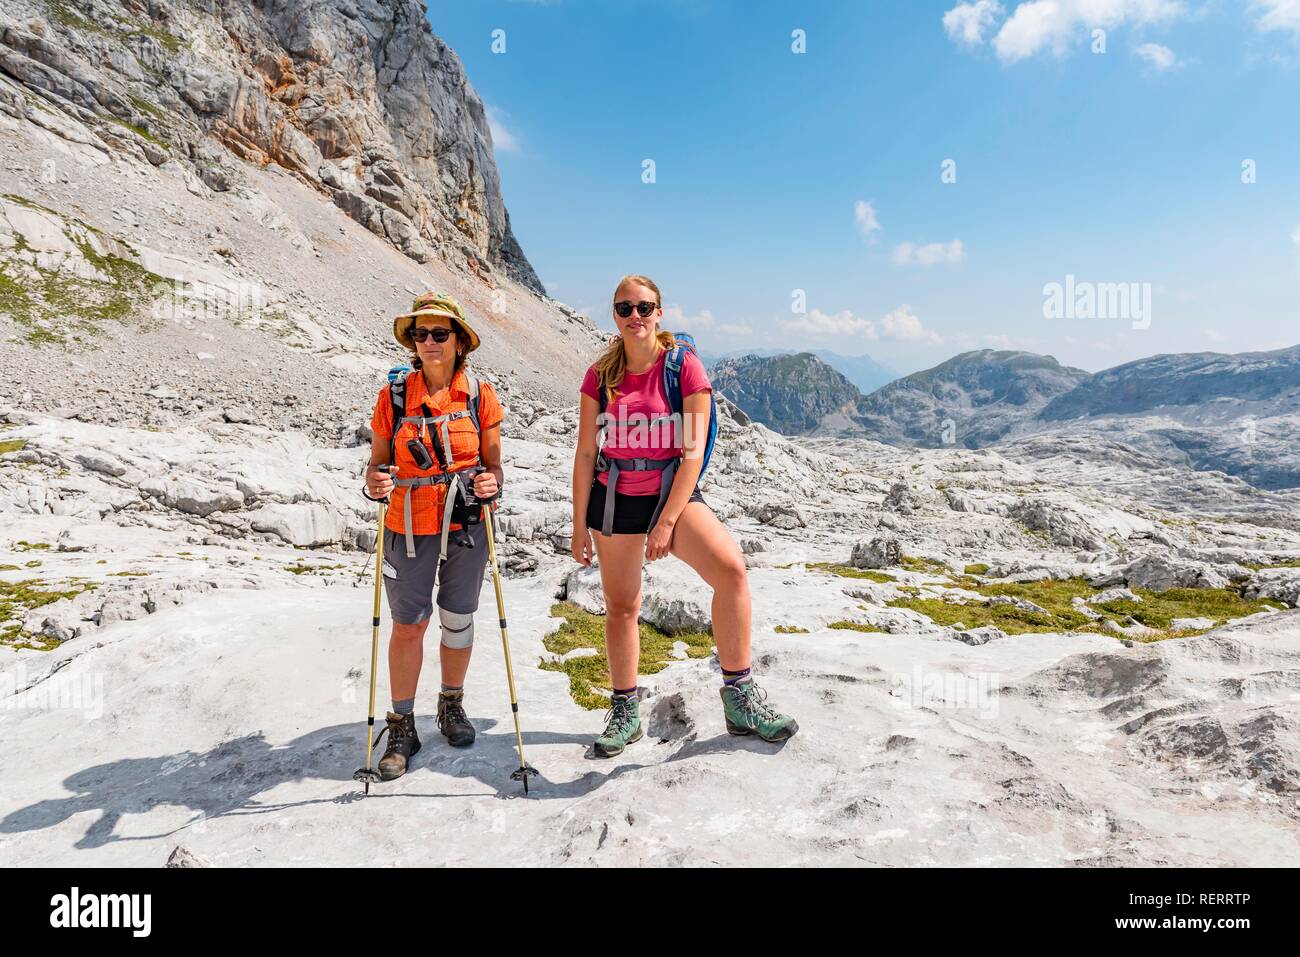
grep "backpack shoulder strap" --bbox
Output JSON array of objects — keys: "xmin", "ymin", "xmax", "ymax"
[
  {"xmin": 663, "ymin": 343, "xmax": 686, "ymax": 416},
  {"xmin": 464, "ymin": 371, "xmax": 481, "ymax": 434},
  {"xmin": 388, "ymin": 369, "xmax": 411, "ymax": 457}
]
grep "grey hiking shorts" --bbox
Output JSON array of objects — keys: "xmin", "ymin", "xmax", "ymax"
[{"xmin": 381, "ymin": 520, "xmax": 490, "ymax": 625}]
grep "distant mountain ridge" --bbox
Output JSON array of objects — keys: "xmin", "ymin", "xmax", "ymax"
[
  {"xmin": 854, "ymin": 350, "xmax": 1089, "ymax": 448},
  {"xmin": 711, "ymin": 343, "xmax": 1300, "ymax": 489},
  {"xmin": 1040, "ymin": 345, "xmax": 1300, "ymax": 421},
  {"xmin": 710, "ymin": 353, "xmax": 863, "ymax": 435},
  {"xmin": 702, "ymin": 347, "xmax": 896, "ymax": 395}
]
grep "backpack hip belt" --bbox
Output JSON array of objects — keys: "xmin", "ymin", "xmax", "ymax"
[
  {"xmin": 594, "ymin": 453, "xmax": 678, "ymax": 537},
  {"xmin": 392, "ymin": 467, "xmax": 480, "ymax": 561}
]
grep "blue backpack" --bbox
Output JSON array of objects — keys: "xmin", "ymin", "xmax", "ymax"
[{"xmin": 596, "ymin": 333, "xmax": 718, "ymax": 485}]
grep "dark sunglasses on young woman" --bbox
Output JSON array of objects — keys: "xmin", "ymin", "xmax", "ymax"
[
  {"xmin": 614, "ymin": 300, "xmax": 658, "ymax": 319},
  {"xmin": 410, "ymin": 326, "xmax": 456, "ymax": 343}
]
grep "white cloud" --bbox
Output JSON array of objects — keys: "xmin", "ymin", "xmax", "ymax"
[
  {"xmin": 880, "ymin": 305, "xmax": 943, "ymax": 343},
  {"xmin": 780, "ymin": 308, "xmax": 877, "ymax": 339},
  {"xmin": 1255, "ymin": 0, "xmax": 1300, "ymax": 37},
  {"xmin": 1135, "ymin": 41, "xmax": 1177, "ymax": 68},
  {"xmin": 943, "ymin": 1, "xmax": 1006, "ymax": 45},
  {"xmin": 943, "ymin": 0, "xmax": 1186, "ymax": 62},
  {"xmin": 1205, "ymin": 328, "xmax": 1225, "ymax": 342},
  {"xmin": 662, "ymin": 304, "xmax": 715, "ymax": 330},
  {"xmin": 1291, "ymin": 223, "xmax": 1300, "ymax": 245},
  {"xmin": 891, "ymin": 239, "xmax": 965, "ymax": 265},
  {"xmin": 486, "ymin": 105, "xmax": 520, "ymax": 153},
  {"xmin": 779, "ymin": 305, "xmax": 941, "ymax": 343},
  {"xmin": 854, "ymin": 200, "xmax": 882, "ymax": 241},
  {"xmin": 717, "ymin": 322, "xmax": 753, "ymax": 337}
]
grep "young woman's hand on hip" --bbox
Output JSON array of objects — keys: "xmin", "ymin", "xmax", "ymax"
[{"xmin": 645, "ymin": 518, "xmax": 674, "ymax": 562}]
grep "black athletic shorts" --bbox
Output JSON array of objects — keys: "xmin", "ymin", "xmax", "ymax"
[{"xmin": 585, "ymin": 478, "xmax": 706, "ymax": 536}]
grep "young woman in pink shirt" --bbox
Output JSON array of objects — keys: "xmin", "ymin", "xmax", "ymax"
[{"xmin": 572, "ymin": 275, "xmax": 798, "ymax": 757}]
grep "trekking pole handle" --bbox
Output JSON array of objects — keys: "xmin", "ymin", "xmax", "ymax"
[
  {"xmin": 469, "ymin": 465, "xmax": 500, "ymax": 504},
  {"xmin": 363, "ymin": 464, "xmax": 397, "ymax": 504}
]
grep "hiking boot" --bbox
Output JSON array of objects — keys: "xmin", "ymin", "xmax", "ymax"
[
  {"xmin": 437, "ymin": 690, "xmax": 476, "ymax": 747},
  {"xmin": 378, "ymin": 711, "xmax": 421, "ymax": 780},
  {"xmin": 721, "ymin": 677, "xmax": 798, "ymax": 742},
  {"xmin": 592, "ymin": 692, "xmax": 642, "ymax": 757}
]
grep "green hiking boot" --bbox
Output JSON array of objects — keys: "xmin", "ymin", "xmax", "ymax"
[
  {"xmin": 592, "ymin": 692, "xmax": 642, "ymax": 757},
  {"xmin": 721, "ymin": 677, "xmax": 798, "ymax": 742}
]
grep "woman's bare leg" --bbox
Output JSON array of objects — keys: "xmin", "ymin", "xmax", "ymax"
[
  {"xmin": 591, "ymin": 530, "xmax": 647, "ymax": 689},
  {"xmin": 668, "ymin": 502, "xmax": 751, "ymax": 672},
  {"xmin": 389, "ymin": 619, "xmax": 429, "ymax": 704}
]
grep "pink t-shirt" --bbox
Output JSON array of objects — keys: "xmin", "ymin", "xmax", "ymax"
[{"xmin": 580, "ymin": 349, "xmax": 713, "ymax": 495}]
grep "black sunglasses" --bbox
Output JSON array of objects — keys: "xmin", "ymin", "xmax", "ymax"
[
  {"xmin": 410, "ymin": 326, "xmax": 455, "ymax": 343},
  {"xmin": 614, "ymin": 300, "xmax": 658, "ymax": 319}
]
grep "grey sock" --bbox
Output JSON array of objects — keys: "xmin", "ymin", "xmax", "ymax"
[
  {"xmin": 441, "ymin": 683, "xmax": 463, "ymax": 694},
  {"xmin": 392, "ymin": 697, "xmax": 414, "ymax": 715}
]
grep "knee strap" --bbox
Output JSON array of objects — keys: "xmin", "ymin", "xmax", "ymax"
[{"xmin": 439, "ymin": 607, "xmax": 474, "ymax": 649}]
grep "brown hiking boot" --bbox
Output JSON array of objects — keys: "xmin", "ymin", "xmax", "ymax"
[
  {"xmin": 377, "ymin": 711, "xmax": 421, "ymax": 780},
  {"xmin": 437, "ymin": 690, "xmax": 476, "ymax": 747}
]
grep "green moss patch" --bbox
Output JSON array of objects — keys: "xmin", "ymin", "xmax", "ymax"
[
  {"xmin": 1, "ymin": 200, "xmax": 167, "ymax": 345},
  {"xmin": 1, "ymin": 577, "xmax": 97, "ymax": 648},
  {"xmin": 285, "ymin": 563, "xmax": 345, "ymax": 575},
  {"xmin": 829, "ymin": 620, "xmax": 886, "ymax": 633},
  {"xmin": 808, "ymin": 562, "xmax": 895, "ymax": 584},
  {"xmin": 1244, "ymin": 559, "xmax": 1300, "ymax": 570},
  {"xmin": 105, "ymin": 114, "xmax": 166, "ymax": 147},
  {"xmin": 539, "ymin": 602, "xmax": 713, "ymax": 710},
  {"xmin": 0, "ymin": 439, "xmax": 26, "ymax": 455},
  {"xmin": 774, "ymin": 624, "xmax": 809, "ymax": 634},
  {"xmin": 14, "ymin": 541, "xmax": 50, "ymax": 551},
  {"xmin": 899, "ymin": 555, "xmax": 952, "ymax": 575},
  {"xmin": 1091, "ymin": 588, "xmax": 1271, "ymax": 632},
  {"xmin": 887, "ymin": 575, "xmax": 1274, "ymax": 640},
  {"xmin": 964, "ymin": 563, "xmax": 990, "ymax": 576}
]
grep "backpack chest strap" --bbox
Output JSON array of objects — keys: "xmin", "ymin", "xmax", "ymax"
[{"xmin": 400, "ymin": 409, "xmax": 473, "ymax": 466}]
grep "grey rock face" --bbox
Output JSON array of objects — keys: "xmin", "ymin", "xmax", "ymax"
[
  {"xmin": 1125, "ymin": 555, "xmax": 1231, "ymax": 593},
  {"xmin": 748, "ymin": 503, "xmax": 807, "ymax": 530},
  {"xmin": 1008, "ymin": 497, "xmax": 1105, "ymax": 550},
  {"xmin": 140, "ymin": 476, "xmax": 245, "ymax": 517},
  {"xmin": 0, "ymin": 0, "xmax": 542, "ymax": 291},
  {"xmin": 1244, "ymin": 570, "xmax": 1300, "ymax": 608},
  {"xmin": 851, "ymin": 536, "xmax": 901, "ymax": 569},
  {"xmin": 953, "ymin": 625, "xmax": 1008, "ymax": 646}
]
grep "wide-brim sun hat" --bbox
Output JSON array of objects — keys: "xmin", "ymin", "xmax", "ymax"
[{"xmin": 393, "ymin": 291, "xmax": 481, "ymax": 353}]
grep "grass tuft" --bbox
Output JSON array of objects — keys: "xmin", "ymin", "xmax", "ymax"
[
  {"xmin": 829, "ymin": 620, "xmax": 886, "ymax": 633},
  {"xmin": 539, "ymin": 602, "xmax": 713, "ymax": 710},
  {"xmin": 808, "ymin": 562, "xmax": 895, "ymax": 583}
]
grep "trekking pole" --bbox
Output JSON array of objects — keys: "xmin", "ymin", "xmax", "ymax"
[
  {"xmin": 481, "ymin": 499, "xmax": 539, "ymax": 794},
  {"xmin": 353, "ymin": 464, "xmax": 394, "ymax": 795}
]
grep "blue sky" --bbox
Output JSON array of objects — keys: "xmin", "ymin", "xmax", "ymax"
[{"xmin": 431, "ymin": 0, "xmax": 1300, "ymax": 376}]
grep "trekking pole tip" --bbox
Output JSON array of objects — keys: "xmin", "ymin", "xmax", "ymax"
[{"xmin": 511, "ymin": 763, "xmax": 540, "ymax": 794}]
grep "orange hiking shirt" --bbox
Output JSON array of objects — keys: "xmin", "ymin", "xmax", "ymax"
[{"xmin": 371, "ymin": 368, "xmax": 503, "ymax": 536}]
